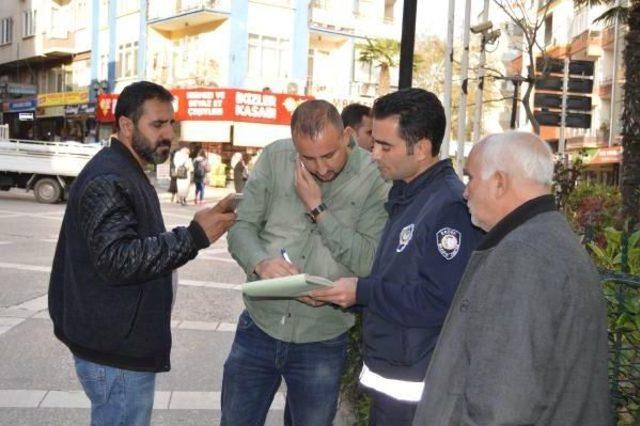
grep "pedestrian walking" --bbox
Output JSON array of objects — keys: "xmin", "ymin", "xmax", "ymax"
[
  {"xmin": 173, "ymin": 146, "xmax": 192, "ymax": 205},
  {"xmin": 193, "ymin": 149, "xmax": 210, "ymax": 204}
]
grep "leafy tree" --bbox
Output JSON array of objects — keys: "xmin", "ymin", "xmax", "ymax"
[
  {"xmin": 573, "ymin": 0, "xmax": 640, "ymax": 229},
  {"xmin": 357, "ymin": 38, "xmax": 400, "ymax": 95}
]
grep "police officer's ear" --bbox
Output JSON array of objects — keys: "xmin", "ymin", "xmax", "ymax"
[{"xmin": 414, "ymin": 138, "xmax": 434, "ymax": 161}]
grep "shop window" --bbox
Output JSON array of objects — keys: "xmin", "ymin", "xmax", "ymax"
[
  {"xmin": 0, "ymin": 17, "xmax": 13, "ymax": 45},
  {"xmin": 23, "ymin": 10, "xmax": 36, "ymax": 38}
]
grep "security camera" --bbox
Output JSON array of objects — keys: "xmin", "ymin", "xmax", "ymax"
[
  {"xmin": 484, "ymin": 29, "xmax": 501, "ymax": 44},
  {"xmin": 470, "ymin": 21, "xmax": 493, "ymax": 34}
]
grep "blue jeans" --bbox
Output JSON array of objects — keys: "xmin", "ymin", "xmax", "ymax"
[
  {"xmin": 195, "ymin": 181, "xmax": 205, "ymax": 201},
  {"xmin": 73, "ymin": 356, "xmax": 156, "ymax": 426},
  {"xmin": 221, "ymin": 310, "xmax": 348, "ymax": 426}
]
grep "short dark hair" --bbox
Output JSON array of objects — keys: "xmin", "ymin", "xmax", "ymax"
[
  {"xmin": 372, "ymin": 88, "xmax": 446, "ymax": 156},
  {"xmin": 341, "ymin": 103, "xmax": 371, "ymax": 130},
  {"xmin": 291, "ymin": 99, "xmax": 343, "ymax": 140},
  {"xmin": 115, "ymin": 81, "xmax": 174, "ymax": 131}
]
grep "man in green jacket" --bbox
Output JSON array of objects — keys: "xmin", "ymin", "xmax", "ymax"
[{"xmin": 221, "ymin": 100, "xmax": 389, "ymax": 426}]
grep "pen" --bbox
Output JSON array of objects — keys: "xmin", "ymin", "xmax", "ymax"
[{"xmin": 280, "ymin": 248, "xmax": 293, "ymax": 264}]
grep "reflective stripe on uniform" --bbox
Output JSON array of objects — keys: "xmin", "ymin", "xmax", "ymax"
[{"xmin": 359, "ymin": 363, "xmax": 425, "ymax": 402}]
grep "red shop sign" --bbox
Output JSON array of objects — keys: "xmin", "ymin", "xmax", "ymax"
[{"xmin": 96, "ymin": 88, "xmax": 311, "ymax": 124}]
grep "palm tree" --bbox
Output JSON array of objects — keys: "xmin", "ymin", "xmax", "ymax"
[
  {"xmin": 574, "ymin": 0, "xmax": 639, "ymax": 228},
  {"xmin": 357, "ymin": 38, "xmax": 399, "ymax": 96}
]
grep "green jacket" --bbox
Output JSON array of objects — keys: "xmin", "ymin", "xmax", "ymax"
[{"xmin": 228, "ymin": 139, "xmax": 389, "ymax": 343}]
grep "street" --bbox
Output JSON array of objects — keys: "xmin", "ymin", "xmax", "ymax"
[{"xmin": 0, "ymin": 188, "xmax": 290, "ymax": 425}]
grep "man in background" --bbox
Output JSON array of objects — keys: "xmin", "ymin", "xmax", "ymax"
[{"xmin": 341, "ymin": 103, "xmax": 373, "ymax": 151}]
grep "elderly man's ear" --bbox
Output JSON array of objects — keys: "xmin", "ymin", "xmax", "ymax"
[{"xmin": 493, "ymin": 170, "xmax": 509, "ymax": 199}]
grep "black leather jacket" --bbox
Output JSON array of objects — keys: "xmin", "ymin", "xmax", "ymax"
[{"xmin": 49, "ymin": 139, "xmax": 209, "ymax": 372}]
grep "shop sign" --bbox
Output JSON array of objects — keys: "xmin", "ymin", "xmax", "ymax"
[
  {"xmin": 96, "ymin": 89, "xmax": 311, "ymax": 125},
  {"xmin": 38, "ymin": 91, "xmax": 90, "ymax": 107},
  {"xmin": 2, "ymin": 82, "xmax": 37, "ymax": 96},
  {"xmin": 19, "ymin": 112, "xmax": 34, "ymax": 121},
  {"xmin": 8, "ymin": 98, "xmax": 37, "ymax": 112},
  {"xmin": 96, "ymin": 94, "xmax": 119, "ymax": 122}
]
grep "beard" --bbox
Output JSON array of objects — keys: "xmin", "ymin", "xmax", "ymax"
[{"xmin": 131, "ymin": 128, "xmax": 172, "ymax": 165}]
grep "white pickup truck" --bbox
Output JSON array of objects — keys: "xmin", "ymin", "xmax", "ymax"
[{"xmin": 0, "ymin": 137, "xmax": 102, "ymax": 203}]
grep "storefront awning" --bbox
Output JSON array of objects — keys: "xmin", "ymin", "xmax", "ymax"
[
  {"xmin": 181, "ymin": 120, "xmax": 232, "ymax": 143},
  {"xmin": 233, "ymin": 122, "xmax": 291, "ymax": 148}
]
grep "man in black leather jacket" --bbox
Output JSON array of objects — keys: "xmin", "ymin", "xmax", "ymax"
[{"xmin": 48, "ymin": 81, "xmax": 236, "ymax": 426}]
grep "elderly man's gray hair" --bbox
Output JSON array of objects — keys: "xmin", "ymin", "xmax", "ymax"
[{"xmin": 475, "ymin": 131, "xmax": 554, "ymax": 186}]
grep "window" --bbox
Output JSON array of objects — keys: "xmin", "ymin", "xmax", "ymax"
[
  {"xmin": 247, "ymin": 34, "xmax": 290, "ymax": 79},
  {"xmin": 116, "ymin": 42, "xmax": 139, "ymax": 79},
  {"xmin": 544, "ymin": 14, "xmax": 553, "ymax": 46},
  {"xmin": 23, "ymin": 10, "xmax": 36, "ymax": 38},
  {"xmin": 50, "ymin": 8, "xmax": 67, "ymax": 38},
  {"xmin": 0, "ymin": 17, "xmax": 12, "ymax": 45},
  {"xmin": 384, "ymin": 0, "xmax": 395, "ymax": 22},
  {"xmin": 354, "ymin": 0, "xmax": 373, "ymax": 18}
]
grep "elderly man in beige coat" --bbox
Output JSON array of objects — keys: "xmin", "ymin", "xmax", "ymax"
[{"xmin": 413, "ymin": 131, "xmax": 611, "ymax": 425}]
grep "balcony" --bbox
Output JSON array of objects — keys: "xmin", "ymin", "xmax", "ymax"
[
  {"xmin": 41, "ymin": 31, "xmax": 76, "ymax": 57},
  {"xmin": 308, "ymin": 4, "xmax": 356, "ymax": 36},
  {"xmin": 570, "ymin": 30, "xmax": 602, "ymax": 58},
  {"xmin": 601, "ymin": 25, "xmax": 615, "ymax": 49},
  {"xmin": 148, "ymin": 0, "xmax": 230, "ymax": 33}
]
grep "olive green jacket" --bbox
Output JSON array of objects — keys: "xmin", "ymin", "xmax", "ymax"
[{"xmin": 228, "ymin": 139, "xmax": 389, "ymax": 343}]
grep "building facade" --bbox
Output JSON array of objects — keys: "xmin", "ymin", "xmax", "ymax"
[
  {"xmin": 0, "ymin": 0, "xmax": 403, "ymax": 154},
  {"xmin": 506, "ymin": 0, "xmax": 625, "ymax": 184}
]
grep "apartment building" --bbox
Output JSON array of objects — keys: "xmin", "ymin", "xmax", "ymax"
[
  {"xmin": 506, "ymin": 0, "xmax": 625, "ymax": 184},
  {"xmin": 0, "ymin": 0, "xmax": 91, "ymax": 140},
  {"xmin": 0, "ymin": 0, "xmax": 402, "ymax": 151}
]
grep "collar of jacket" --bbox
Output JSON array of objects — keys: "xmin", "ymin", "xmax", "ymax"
[
  {"xmin": 385, "ymin": 159, "xmax": 454, "ymax": 213},
  {"xmin": 109, "ymin": 137, "xmax": 151, "ymax": 183},
  {"xmin": 477, "ymin": 194, "xmax": 556, "ymax": 250}
]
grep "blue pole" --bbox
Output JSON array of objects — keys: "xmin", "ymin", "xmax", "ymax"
[
  {"xmin": 292, "ymin": 0, "xmax": 310, "ymax": 92},
  {"xmin": 89, "ymin": 0, "xmax": 100, "ymax": 103},
  {"xmin": 228, "ymin": 0, "xmax": 249, "ymax": 88},
  {"xmin": 107, "ymin": 0, "xmax": 117, "ymax": 92},
  {"xmin": 138, "ymin": 0, "xmax": 147, "ymax": 81}
]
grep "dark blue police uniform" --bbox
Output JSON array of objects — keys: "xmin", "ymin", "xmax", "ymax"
[{"xmin": 355, "ymin": 159, "xmax": 483, "ymax": 425}]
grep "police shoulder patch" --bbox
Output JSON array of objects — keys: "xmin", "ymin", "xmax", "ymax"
[
  {"xmin": 396, "ymin": 224, "xmax": 415, "ymax": 253},
  {"xmin": 436, "ymin": 227, "xmax": 461, "ymax": 260}
]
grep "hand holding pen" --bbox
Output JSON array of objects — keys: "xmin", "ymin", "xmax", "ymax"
[{"xmin": 253, "ymin": 248, "xmax": 299, "ymax": 279}]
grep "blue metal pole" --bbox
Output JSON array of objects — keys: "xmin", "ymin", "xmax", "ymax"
[
  {"xmin": 89, "ymin": 0, "xmax": 100, "ymax": 103},
  {"xmin": 292, "ymin": 0, "xmax": 310, "ymax": 93},
  {"xmin": 107, "ymin": 0, "xmax": 117, "ymax": 92},
  {"xmin": 228, "ymin": 0, "xmax": 249, "ymax": 88},
  {"xmin": 138, "ymin": 0, "xmax": 147, "ymax": 81}
]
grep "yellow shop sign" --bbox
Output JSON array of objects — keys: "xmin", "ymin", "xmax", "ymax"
[{"xmin": 38, "ymin": 91, "xmax": 89, "ymax": 107}]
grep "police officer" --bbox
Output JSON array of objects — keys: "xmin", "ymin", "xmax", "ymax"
[{"xmin": 310, "ymin": 88, "xmax": 483, "ymax": 425}]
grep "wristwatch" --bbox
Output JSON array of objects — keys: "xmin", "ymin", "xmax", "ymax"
[{"xmin": 306, "ymin": 202, "xmax": 327, "ymax": 223}]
